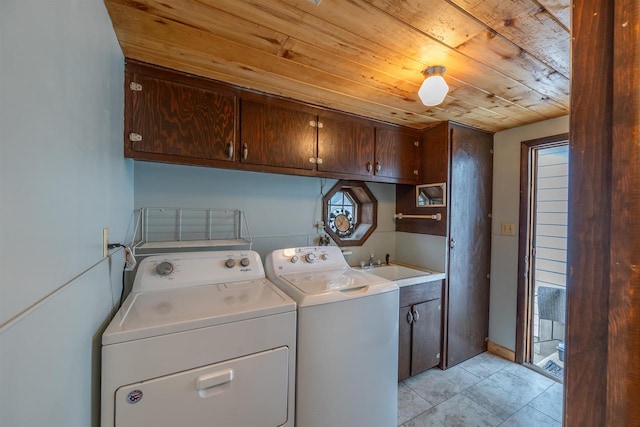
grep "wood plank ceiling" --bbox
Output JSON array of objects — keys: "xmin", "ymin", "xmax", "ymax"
[{"xmin": 104, "ymin": 0, "xmax": 570, "ymax": 132}]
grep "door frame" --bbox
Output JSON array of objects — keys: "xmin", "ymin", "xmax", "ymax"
[{"xmin": 515, "ymin": 133, "xmax": 569, "ymax": 364}]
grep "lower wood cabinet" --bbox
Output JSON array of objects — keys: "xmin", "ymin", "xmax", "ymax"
[{"xmin": 398, "ymin": 280, "xmax": 443, "ymax": 381}]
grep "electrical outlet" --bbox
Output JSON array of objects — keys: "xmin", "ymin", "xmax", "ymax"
[
  {"xmin": 501, "ymin": 222, "xmax": 515, "ymax": 236},
  {"xmin": 103, "ymin": 228, "xmax": 109, "ymax": 257}
]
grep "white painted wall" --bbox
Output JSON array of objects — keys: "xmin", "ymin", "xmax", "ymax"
[
  {"xmin": 489, "ymin": 115, "xmax": 569, "ymax": 351},
  {"xmin": 395, "ymin": 233, "xmax": 447, "ymax": 272},
  {"xmin": 133, "ymin": 162, "xmax": 398, "ymax": 266},
  {"xmin": 0, "ymin": 1, "xmax": 132, "ymax": 426}
]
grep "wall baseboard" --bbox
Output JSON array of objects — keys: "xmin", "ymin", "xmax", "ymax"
[{"xmin": 488, "ymin": 341, "xmax": 516, "ymax": 362}]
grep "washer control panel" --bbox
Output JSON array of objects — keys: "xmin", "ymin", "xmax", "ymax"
[
  {"xmin": 132, "ymin": 250, "xmax": 264, "ymax": 293},
  {"xmin": 266, "ymin": 246, "xmax": 348, "ymax": 274}
]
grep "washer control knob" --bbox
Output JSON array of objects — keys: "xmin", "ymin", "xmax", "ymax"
[
  {"xmin": 225, "ymin": 259, "xmax": 236, "ymax": 268},
  {"xmin": 156, "ymin": 261, "xmax": 174, "ymax": 276},
  {"xmin": 321, "ymin": 253, "xmax": 330, "ymax": 261},
  {"xmin": 291, "ymin": 256, "xmax": 299, "ymax": 263},
  {"xmin": 305, "ymin": 253, "xmax": 317, "ymax": 263},
  {"xmin": 240, "ymin": 257, "xmax": 250, "ymax": 267}
]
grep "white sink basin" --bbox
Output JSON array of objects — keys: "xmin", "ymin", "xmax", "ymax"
[{"xmin": 361, "ymin": 265, "xmax": 444, "ymax": 287}]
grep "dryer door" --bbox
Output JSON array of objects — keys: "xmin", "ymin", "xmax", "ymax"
[{"xmin": 115, "ymin": 347, "xmax": 290, "ymax": 427}]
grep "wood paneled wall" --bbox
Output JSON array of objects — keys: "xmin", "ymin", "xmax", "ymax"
[{"xmin": 567, "ymin": 0, "xmax": 640, "ymax": 425}]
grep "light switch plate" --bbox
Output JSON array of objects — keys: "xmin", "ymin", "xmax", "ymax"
[{"xmin": 501, "ymin": 222, "xmax": 516, "ymax": 236}]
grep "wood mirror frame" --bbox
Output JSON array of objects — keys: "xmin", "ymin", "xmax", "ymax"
[{"xmin": 323, "ymin": 180, "xmax": 377, "ymax": 247}]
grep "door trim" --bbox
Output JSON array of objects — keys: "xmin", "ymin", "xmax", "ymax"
[{"xmin": 515, "ymin": 133, "xmax": 569, "ymax": 364}]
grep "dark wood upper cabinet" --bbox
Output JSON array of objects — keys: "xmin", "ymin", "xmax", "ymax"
[
  {"xmin": 375, "ymin": 127, "xmax": 420, "ymax": 181},
  {"xmin": 123, "ymin": 60, "xmax": 420, "ymax": 184},
  {"xmin": 125, "ymin": 66, "xmax": 236, "ymax": 164},
  {"xmin": 239, "ymin": 99, "xmax": 317, "ymax": 171},
  {"xmin": 317, "ymin": 114, "xmax": 375, "ymax": 177}
]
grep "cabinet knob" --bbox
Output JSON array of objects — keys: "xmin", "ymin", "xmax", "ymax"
[
  {"xmin": 412, "ymin": 309, "xmax": 420, "ymax": 322},
  {"xmin": 366, "ymin": 162, "xmax": 372, "ymax": 172},
  {"xmin": 450, "ymin": 238, "xmax": 456, "ymax": 249},
  {"xmin": 227, "ymin": 141, "xmax": 234, "ymax": 159},
  {"xmin": 375, "ymin": 162, "xmax": 381, "ymax": 173},
  {"xmin": 406, "ymin": 311, "xmax": 414, "ymax": 324},
  {"xmin": 243, "ymin": 143, "xmax": 248, "ymax": 160}
]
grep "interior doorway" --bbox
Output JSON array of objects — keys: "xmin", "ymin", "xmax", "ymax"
[{"xmin": 516, "ymin": 134, "xmax": 569, "ymax": 381}]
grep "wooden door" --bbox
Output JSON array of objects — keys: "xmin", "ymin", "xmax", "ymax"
[
  {"xmin": 127, "ymin": 73, "xmax": 236, "ymax": 162},
  {"xmin": 411, "ymin": 299, "xmax": 442, "ymax": 375},
  {"xmin": 445, "ymin": 124, "xmax": 493, "ymax": 367},
  {"xmin": 317, "ymin": 114, "xmax": 374, "ymax": 177},
  {"xmin": 374, "ymin": 127, "xmax": 419, "ymax": 181},
  {"xmin": 398, "ymin": 306, "xmax": 412, "ymax": 381},
  {"xmin": 239, "ymin": 100, "xmax": 316, "ymax": 170}
]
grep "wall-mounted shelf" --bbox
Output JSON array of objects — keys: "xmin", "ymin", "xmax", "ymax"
[{"xmin": 131, "ymin": 207, "xmax": 252, "ymax": 255}]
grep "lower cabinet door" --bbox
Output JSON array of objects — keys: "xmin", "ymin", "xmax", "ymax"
[
  {"xmin": 410, "ymin": 299, "xmax": 442, "ymax": 375},
  {"xmin": 398, "ymin": 306, "xmax": 413, "ymax": 381},
  {"xmin": 115, "ymin": 347, "xmax": 289, "ymax": 427}
]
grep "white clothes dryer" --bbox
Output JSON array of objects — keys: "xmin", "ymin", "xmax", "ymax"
[
  {"xmin": 265, "ymin": 246, "xmax": 399, "ymax": 427},
  {"xmin": 101, "ymin": 250, "xmax": 296, "ymax": 427}
]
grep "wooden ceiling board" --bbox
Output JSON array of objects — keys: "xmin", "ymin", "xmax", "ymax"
[
  {"xmin": 104, "ymin": 0, "xmax": 571, "ymax": 132},
  {"xmin": 267, "ymin": 0, "xmax": 565, "ymax": 110},
  {"xmin": 447, "ymin": 0, "xmax": 570, "ymax": 76},
  {"xmin": 536, "ymin": 0, "xmax": 571, "ymax": 28},
  {"xmin": 111, "ymin": 2, "xmax": 524, "ymax": 111},
  {"xmin": 363, "ymin": 0, "xmax": 569, "ymax": 104}
]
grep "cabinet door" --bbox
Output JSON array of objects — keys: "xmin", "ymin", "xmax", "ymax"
[
  {"xmin": 374, "ymin": 127, "xmax": 419, "ymax": 181},
  {"xmin": 398, "ymin": 306, "xmax": 413, "ymax": 382},
  {"xmin": 411, "ymin": 299, "xmax": 442, "ymax": 375},
  {"xmin": 446, "ymin": 124, "xmax": 493, "ymax": 367},
  {"xmin": 317, "ymin": 115, "xmax": 374, "ymax": 177},
  {"xmin": 127, "ymin": 73, "xmax": 236, "ymax": 162},
  {"xmin": 239, "ymin": 100, "xmax": 316, "ymax": 170}
]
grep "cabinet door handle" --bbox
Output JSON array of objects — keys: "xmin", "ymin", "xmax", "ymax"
[
  {"xmin": 412, "ymin": 309, "xmax": 420, "ymax": 322},
  {"xmin": 366, "ymin": 162, "xmax": 372, "ymax": 172},
  {"xmin": 406, "ymin": 311, "xmax": 414, "ymax": 324},
  {"xmin": 243, "ymin": 143, "xmax": 248, "ymax": 160},
  {"xmin": 227, "ymin": 141, "xmax": 234, "ymax": 159},
  {"xmin": 375, "ymin": 162, "xmax": 381, "ymax": 173},
  {"xmin": 450, "ymin": 238, "xmax": 456, "ymax": 249}
]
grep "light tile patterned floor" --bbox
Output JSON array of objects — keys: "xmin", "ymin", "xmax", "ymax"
[{"xmin": 398, "ymin": 352, "xmax": 563, "ymax": 427}]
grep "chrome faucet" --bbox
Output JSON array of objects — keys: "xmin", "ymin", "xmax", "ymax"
[{"xmin": 368, "ymin": 253, "xmax": 374, "ymax": 267}]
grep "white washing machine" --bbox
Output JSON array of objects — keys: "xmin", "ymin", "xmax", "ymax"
[
  {"xmin": 101, "ymin": 250, "xmax": 296, "ymax": 427},
  {"xmin": 265, "ymin": 246, "xmax": 399, "ymax": 427}
]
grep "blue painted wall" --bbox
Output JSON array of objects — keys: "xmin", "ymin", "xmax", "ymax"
[{"xmin": 0, "ymin": 1, "xmax": 133, "ymax": 425}]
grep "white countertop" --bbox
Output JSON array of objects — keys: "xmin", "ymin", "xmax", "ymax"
[{"xmin": 356, "ymin": 264, "xmax": 445, "ymax": 287}]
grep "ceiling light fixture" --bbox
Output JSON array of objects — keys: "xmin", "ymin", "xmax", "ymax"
[{"xmin": 418, "ymin": 66, "xmax": 449, "ymax": 107}]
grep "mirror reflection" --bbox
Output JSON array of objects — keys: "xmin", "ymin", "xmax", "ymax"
[{"xmin": 416, "ymin": 183, "xmax": 446, "ymax": 207}]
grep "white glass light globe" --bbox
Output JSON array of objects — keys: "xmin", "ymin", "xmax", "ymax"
[{"xmin": 418, "ymin": 75, "xmax": 449, "ymax": 106}]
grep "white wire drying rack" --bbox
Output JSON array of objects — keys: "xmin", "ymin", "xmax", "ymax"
[{"xmin": 130, "ymin": 208, "xmax": 252, "ymax": 255}]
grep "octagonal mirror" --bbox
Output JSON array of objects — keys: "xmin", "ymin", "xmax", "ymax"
[{"xmin": 323, "ymin": 180, "xmax": 377, "ymax": 247}]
